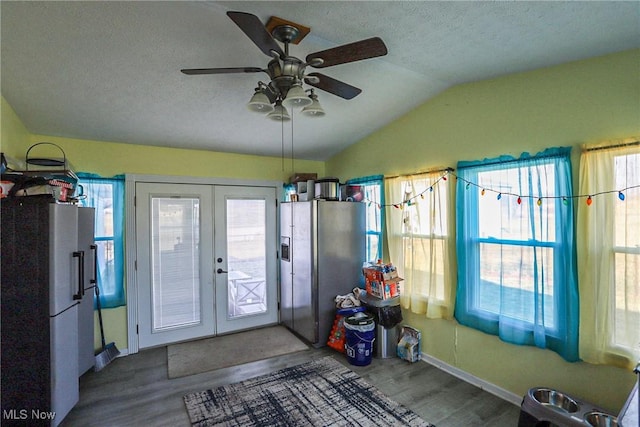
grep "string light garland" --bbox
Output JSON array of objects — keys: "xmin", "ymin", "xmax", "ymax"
[{"xmin": 363, "ymin": 170, "xmax": 640, "ymax": 209}]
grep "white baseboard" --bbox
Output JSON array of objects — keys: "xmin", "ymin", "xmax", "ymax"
[{"xmin": 420, "ymin": 352, "xmax": 522, "ymax": 407}]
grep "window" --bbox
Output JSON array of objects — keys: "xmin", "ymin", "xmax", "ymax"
[
  {"xmin": 612, "ymin": 152, "xmax": 640, "ymax": 351},
  {"xmin": 385, "ymin": 171, "xmax": 453, "ymax": 319},
  {"xmin": 577, "ymin": 141, "xmax": 640, "ymax": 369},
  {"xmin": 455, "ymin": 147, "xmax": 579, "ymax": 362},
  {"xmin": 78, "ymin": 174, "xmax": 126, "ymax": 308},
  {"xmin": 283, "ymin": 183, "xmax": 295, "ymax": 201},
  {"xmin": 347, "ymin": 176, "xmax": 384, "ymax": 263}
]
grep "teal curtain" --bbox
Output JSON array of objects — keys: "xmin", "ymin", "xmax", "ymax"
[
  {"xmin": 346, "ymin": 175, "xmax": 385, "ymax": 263},
  {"xmin": 77, "ymin": 173, "xmax": 126, "ymax": 308},
  {"xmin": 455, "ymin": 147, "xmax": 579, "ymax": 362}
]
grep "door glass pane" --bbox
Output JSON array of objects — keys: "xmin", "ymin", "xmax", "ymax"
[
  {"xmin": 227, "ymin": 199, "xmax": 267, "ymax": 318},
  {"xmin": 151, "ymin": 197, "xmax": 201, "ymax": 330}
]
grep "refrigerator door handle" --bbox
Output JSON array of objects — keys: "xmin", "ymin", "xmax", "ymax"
[
  {"xmin": 90, "ymin": 244, "xmax": 98, "ymax": 285},
  {"xmin": 73, "ymin": 251, "xmax": 84, "ymax": 300}
]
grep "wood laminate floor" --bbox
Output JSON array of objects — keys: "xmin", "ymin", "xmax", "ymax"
[{"xmin": 62, "ymin": 344, "xmax": 521, "ymax": 427}]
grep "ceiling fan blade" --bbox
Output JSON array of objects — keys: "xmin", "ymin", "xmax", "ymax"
[
  {"xmin": 304, "ymin": 73, "xmax": 362, "ymax": 100},
  {"xmin": 181, "ymin": 67, "xmax": 265, "ymax": 75},
  {"xmin": 306, "ymin": 37, "xmax": 387, "ymax": 68},
  {"xmin": 227, "ymin": 11, "xmax": 285, "ymax": 58}
]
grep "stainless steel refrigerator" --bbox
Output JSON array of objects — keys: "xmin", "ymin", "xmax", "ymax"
[{"xmin": 280, "ymin": 200, "xmax": 365, "ymax": 347}]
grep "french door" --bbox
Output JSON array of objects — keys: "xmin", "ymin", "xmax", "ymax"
[{"xmin": 135, "ymin": 182, "xmax": 277, "ymax": 349}]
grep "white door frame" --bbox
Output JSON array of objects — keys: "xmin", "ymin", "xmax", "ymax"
[{"xmin": 125, "ymin": 174, "xmax": 282, "ymax": 354}]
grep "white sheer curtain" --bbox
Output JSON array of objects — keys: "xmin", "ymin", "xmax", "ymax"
[
  {"xmin": 577, "ymin": 138, "xmax": 640, "ymax": 370},
  {"xmin": 385, "ymin": 172, "xmax": 454, "ymax": 319}
]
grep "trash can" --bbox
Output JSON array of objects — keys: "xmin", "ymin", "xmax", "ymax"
[
  {"xmin": 360, "ymin": 294, "xmax": 402, "ymax": 359},
  {"xmin": 344, "ymin": 312, "xmax": 375, "ymax": 366}
]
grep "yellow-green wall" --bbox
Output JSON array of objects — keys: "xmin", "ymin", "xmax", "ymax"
[
  {"xmin": 3, "ymin": 132, "xmax": 324, "ymax": 182},
  {"xmin": 1, "ymin": 100, "xmax": 325, "ymax": 354},
  {"xmin": 1, "ymin": 97, "xmax": 30, "ymax": 164},
  {"xmin": 327, "ymin": 48, "xmax": 640, "ymax": 413},
  {"xmin": 329, "ymin": 49, "xmax": 639, "ymax": 181}
]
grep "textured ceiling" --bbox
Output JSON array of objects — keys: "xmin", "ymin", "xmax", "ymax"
[{"xmin": 2, "ymin": 1, "xmax": 639, "ymax": 161}]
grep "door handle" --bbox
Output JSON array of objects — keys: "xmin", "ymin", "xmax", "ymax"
[
  {"xmin": 90, "ymin": 244, "xmax": 98, "ymax": 285},
  {"xmin": 216, "ymin": 268, "xmax": 228, "ymax": 274},
  {"xmin": 73, "ymin": 251, "xmax": 84, "ymax": 300}
]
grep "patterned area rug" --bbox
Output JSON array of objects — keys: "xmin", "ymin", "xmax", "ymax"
[{"xmin": 183, "ymin": 356, "xmax": 434, "ymax": 426}]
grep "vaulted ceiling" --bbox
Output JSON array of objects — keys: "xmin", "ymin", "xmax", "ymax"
[{"xmin": 2, "ymin": 1, "xmax": 639, "ymax": 161}]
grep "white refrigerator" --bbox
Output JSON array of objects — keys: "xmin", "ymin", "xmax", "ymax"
[
  {"xmin": 49, "ymin": 204, "xmax": 81, "ymax": 425},
  {"xmin": 77, "ymin": 207, "xmax": 96, "ymax": 376}
]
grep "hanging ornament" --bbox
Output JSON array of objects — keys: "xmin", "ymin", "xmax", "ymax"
[
  {"xmin": 537, "ymin": 198, "xmax": 542, "ymax": 206},
  {"xmin": 466, "ymin": 182, "xmax": 470, "ymax": 190},
  {"xmin": 517, "ymin": 196, "xmax": 522, "ymax": 205},
  {"xmin": 586, "ymin": 196, "xmax": 593, "ymax": 206},
  {"xmin": 618, "ymin": 192, "xmax": 625, "ymax": 201},
  {"xmin": 497, "ymin": 193, "xmax": 502, "ymax": 200},
  {"xmin": 562, "ymin": 197, "xmax": 568, "ymax": 206},
  {"xmin": 481, "ymin": 189, "xmax": 486, "ymax": 196}
]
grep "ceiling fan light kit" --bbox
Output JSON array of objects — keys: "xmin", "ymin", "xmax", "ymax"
[
  {"xmin": 281, "ymin": 83, "xmax": 313, "ymax": 108},
  {"xmin": 181, "ymin": 11, "xmax": 387, "ymax": 121},
  {"xmin": 247, "ymin": 87, "xmax": 275, "ymax": 113},
  {"xmin": 267, "ymin": 101, "xmax": 291, "ymax": 122},
  {"xmin": 301, "ymin": 91, "xmax": 325, "ymax": 117}
]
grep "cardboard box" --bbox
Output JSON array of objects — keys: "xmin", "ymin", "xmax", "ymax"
[
  {"xmin": 363, "ymin": 265, "xmax": 403, "ymax": 299},
  {"xmin": 365, "ymin": 278, "xmax": 401, "ymax": 300},
  {"xmin": 289, "ymin": 173, "xmax": 317, "ymax": 183},
  {"xmin": 397, "ymin": 326, "xmax": 421, "ymax": 363},
  {"xmin": 382, "ymin": 270, "xmax": 399, "ymax": 281},
  {"xmin": 363, "ymin": 266, "xmax": 399, "ymax": 282}
]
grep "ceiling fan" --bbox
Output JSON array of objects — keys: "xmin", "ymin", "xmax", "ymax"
[{"xmin": 180, "ymin": 11, "xmax": 388, "ymax": 120}]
